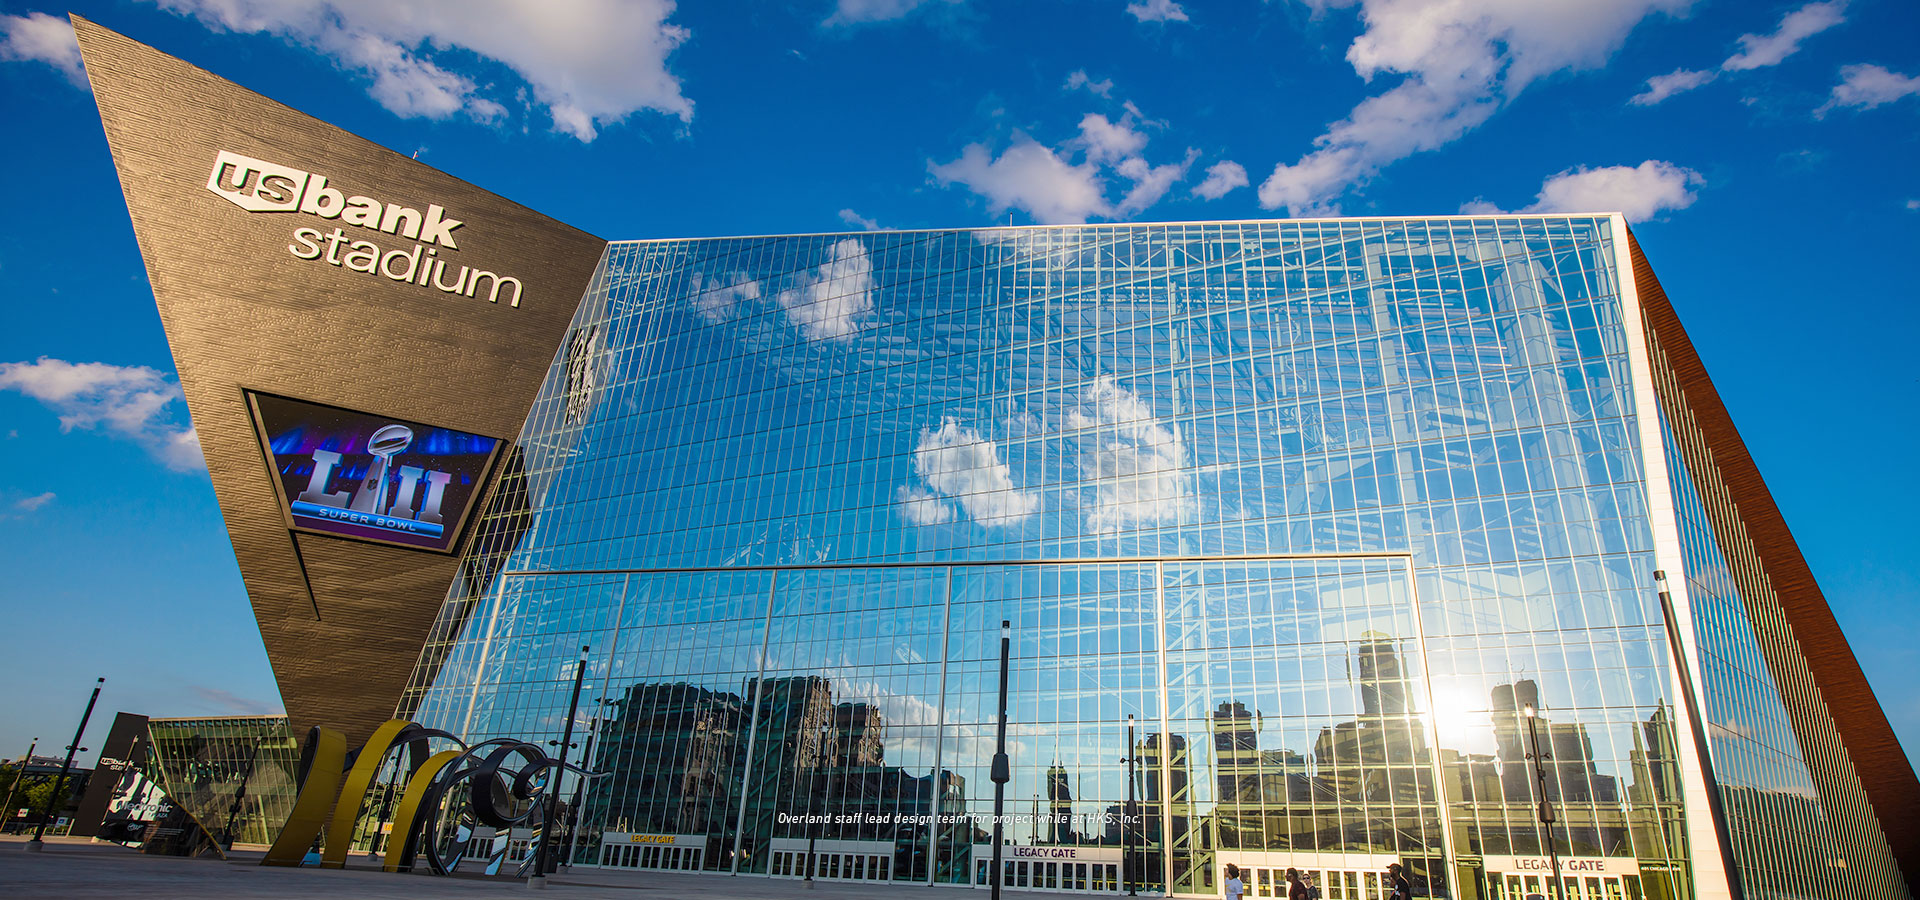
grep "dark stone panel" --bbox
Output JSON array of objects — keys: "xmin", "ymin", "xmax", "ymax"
[{"xmin": 74, "ymin": 17, "xmax": 607, "ymax": 744}]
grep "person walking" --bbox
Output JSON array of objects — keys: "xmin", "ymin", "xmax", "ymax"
[
  {"xmin": 1387, "ymin": 863, "xmax": 1412, "ymax": 900},
  {"xmin": 1288, "ymin": 867, "xmax": 1309, "ymax": 900},
  {"xmin": 1225, "ymin": 863, "xmax": 1246, "ymax": 900}
]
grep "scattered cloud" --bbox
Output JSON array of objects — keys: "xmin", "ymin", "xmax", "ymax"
[
  {"xmin": 191, "ymin": 685, "xmax": 283, "ymax": 716},
  {"xmin": 0, "ymin": 11, "xmax": 85, "ymax": 87},
  {"xmin": 1068, "ymin": 375, "xmax": 1189, "ymax": 533},
  {"xmin": 13, "ymin": 492, "xmax": 56, "ymax": 513},
  {"xmin": 776, "ymin": 239, "xmax": 874, "ymax": 341},
  {"xmin": 143, "ymin": 0, "xmax": 692, "ymax": 141},
  {"xmin": 895, "ymin": 484, "xmax": 956, "ymax": 525},
  {"xmin": 839, "ymin": 208, "xmax": 886, "ymax": 231},
  {"xmin": 1078, "ymin": 112, "xmax": 1149, "ymax": 163},
  {"xmin": 897, "ymin": 418, "xmax": 1040, "ymax": 527},
  {"xmin": 689, "ymin": 272, "xmax": 762, "ymax": 322},
  {"xmin": 1257, "ymin": 0, "xmax": 1690, "ymax": 215},
  {"xmin": 1125, "ymin": 0, "xmax": 1190, "ymax": 24},
  {"xmin": 1723, "ymin": 0, "xmax": 1847, "ymax": 71},
  {"xmin": 931, "ymin": 140, "xmax": 1109, "ymax": 224},
  {"xmin": 1630, "ymin": 68, "xmax": 1716, "ymax": 105},
  {"xmin": 1064, "ymin": 69, "xmax": 1113, "ymax": 98},
  {"xmin": 1816, "ymin": 64, "xmax": 1920, "ymax": 117},
  {"xmin": 0, "ymin": 357, "xmax": 205, "ymax": 471},
  {"xmin": 932, "ymin": 104, "xmax": 1196, "ymax": 224},
  {"xmin": 1192, "ymin": 160, "xmax": 1249, "ymax": 199},
  {"xmin": 1462, "ymin": 160, "xmax": 1702, "ymax": 223},
  {"xmin": 824, "ymin": 0, "xmax": 959, "ymax": 26},
  {"xmin": 1907, "ymin": 199, "xmax": 1920, "ymax": 211}
]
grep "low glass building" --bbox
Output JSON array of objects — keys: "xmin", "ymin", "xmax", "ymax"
[{"xmin": 393, "ymin": 216, "xmax": 1909, "ymax": 900}]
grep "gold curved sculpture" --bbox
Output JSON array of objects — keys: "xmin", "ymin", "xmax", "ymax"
[
  {"xmin": 322, "ymin": 719, "xmax": 419, "ymax": 869},
  {"xmin": 382, "ymin": 749, "xmax": 462, "ymax": 873},
  {"xmin": 260, "ymin": 726, "xmax": 346, "ymax": 867}
]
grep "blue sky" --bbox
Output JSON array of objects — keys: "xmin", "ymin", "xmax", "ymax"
[{"xmin": 0, "ymin": 0, "xmax": 1915, "ymax": 770}]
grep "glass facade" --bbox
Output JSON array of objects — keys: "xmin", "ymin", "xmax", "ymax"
[
  {"xmin": 394, "ymin": 217, "xmax": 1902, "ymax": 898},
  {"xmin": 142, "ymin": 716, "xmax": 300, "ymax": 847}
]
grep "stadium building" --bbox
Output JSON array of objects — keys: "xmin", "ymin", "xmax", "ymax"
[{"xmin": 73, "ymin": 16, "xmax": 1917, "ymax": 900}]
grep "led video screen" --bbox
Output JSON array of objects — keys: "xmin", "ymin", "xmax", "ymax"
[{"xmin": 249, "ymin": 392, "xmax": 502, "ymax": 552}]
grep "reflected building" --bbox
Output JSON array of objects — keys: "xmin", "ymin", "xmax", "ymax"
[
  {"xmin": 76, "ymin": 22, "xmax": 1916, "ymax": 898},
  {"xmin": 394, "ymin": 218, "xmax": 1914, "ymax": 900}
]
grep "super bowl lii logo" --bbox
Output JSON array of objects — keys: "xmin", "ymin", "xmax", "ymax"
[{"xmin": 292, "ymin": 423, "xmax": 454, "ymax": 538}]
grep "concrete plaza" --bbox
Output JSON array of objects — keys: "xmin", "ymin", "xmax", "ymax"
[{"xmin": 0, "ymin": 836, "xmax": 1081, "ymax": 899}]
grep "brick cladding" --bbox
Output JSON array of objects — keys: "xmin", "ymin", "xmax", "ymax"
[{"xmin": 73, "ymin": 17, "xmax": 608, "ymax": 745}]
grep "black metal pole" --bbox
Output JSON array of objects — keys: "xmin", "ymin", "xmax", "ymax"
[
  {"xmin": 990, "ymin": 620, "xmax": 1011, "ymax": 900},
  {"xmin": 806, "ymin": 718, "xmax": 828, "ymax": 888},
  {"xmin": 562, "ymin": 718, "xmax": 599, "ymax": 869},
  {"xmin": 28, "ymin": 677, "xmax": 103, "ymax": 851},
  {"xmin": 2, "ymin": 737, "xmax": 36, "ymax": 834},
  {"xmin": 532, "ymin": 646, "xmax": 588, "ymax": 888},
  {"xmin": 220, "ymin": 737, "xmax": 263, "ymax": 850},
  {"xmin": 1523, "ymin": 707, "xmax": 1564, "ymax": 900},
  {"xmin": 1654, "ymin": 570, "xmax": 1747, "ymax": 900},
  {"xmin": 1124, "ymin": 714, "xmax": 1138, "ymax": 897}
]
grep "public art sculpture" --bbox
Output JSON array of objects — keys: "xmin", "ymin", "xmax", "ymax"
[{"xmin": 261, "ymin": 718, "xmax": 594, "ymax": 875}]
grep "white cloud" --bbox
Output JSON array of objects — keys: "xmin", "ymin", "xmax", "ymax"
[
  {"xmin": 0, "ymin": 357, "xmax": 205, "ymax": 472},
  {"xmin": 13, "ymin": 492, "xmax": 55, "ymax": 513},
  {"xmin": 1064, "ymin": 69, "xmax": 1113, "ymax": 98},
  {"xmin": 1631, "ymin": 68, "xmax": 1716, "ymax": 105},
  {"xmin": 1126, "ymin": 0, "xmax": 1190, "ymax": 24},
  {"xmin": 1463, "ymin": 160, "xmax": 1702, "ymax": 223},
  {"xmin": 144, "ymin": 0, "xmax": 692, "ymax": 141},
  {"xmin": 933, "ymin": 104, "xmax": 1196, "ymax": 224},
  {"xmin": 895, "ymin": 485, "xmax": 956, "ymax": 525},
  {"xmin": 824, "ymin": 0, "xmax": 958, "ymax": 26},
  {"xmin": 690, "ymin": 272, "xmax": 762, "ymax": 322},
  {"xmin": 1816, "ymin": 63, "xmax": 1920, "ymax": 117},
  {"xmin": 838, "ymin": 208, "xmax": 885, "ymax": 231},
  {"xmin": 1078, "ymin": 112, "xmax": 1149, "ymax": 163},
  {"xmin": 1258, "ymin": 0, "xmax": 1690, "ymax": 215},
  {"xmin": 1192, "ymin": 160, "xmax": 1249, "ymax": 199},
  {"xmin": 931, "ymin": 139, "xmax": 1110, "ymax": 224},
  {"xmin": 1115, "ymin": 151, "xmax": 1199, "ymax": 215},
  {"xmin": 1907, "ymin": 198, "xmax": 1920, "ymax": 211},
  {"xmin": 1068, "ymin": 375, "xmax": 1189, "ymax": 533},
  {"xmin": 1723, "ymin": 0, "xmax": 1847, "ymax": 71},
  {"xmin": 897, "ymin": 418, "xmax": 1040, "ymax": 527},
  {"xmin": 777, "ymin": 239, "xmax": 874, "ymax": 341},
  {"xmin": 0, "ymin": 12, "xmax": 84, "ymax": 87}
]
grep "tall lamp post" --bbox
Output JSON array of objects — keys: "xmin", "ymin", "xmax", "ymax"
[
  {"xmin": 989, "ymin": 620, "xmax": 1012, "ymax": 900},
  {"xmin": 2, "ymin": 737, "xmax": 37, "ymax": 833},
  {"xmin": 1521, "ymin": 705, "xmax": 1564, "ymax": 900},
  {"xmin": 805, "ymin": 716, "xmax": 831, "ymax": 888},
  {"xmin": 28, "ymin": 677, "xmax": 104, "ymax": 852},
  {"xmin": 531, "ymin": 646, "xmax": 589, "ymax": 889},
  {"xmin": 1120, "ymin": 714, "xmax": 1141, "ymax": 897}
]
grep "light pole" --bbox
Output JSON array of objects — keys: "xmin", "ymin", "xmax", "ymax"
[
  {"xmin": 990, "ymin": 620, "xmax": 1012, "ymax": 900},
  {"xmin": 531, "ymin": 646, "xmax": 588, "ymax": 889},
  {"xmin": 2, "ymin": 737, "xmax": 37, "ymax": 834},
  {"xmin": 560, "ymin": 708, "xmax": 607, "ymax": 870},
  {"xmin": 1653, "ymin": 570, "xmax": 1746, "ymax": 900},
  {"xmin": 805, "ymin": 716, "xmax": 831, "ymax": 888},
  {"xmin": 28, "ymin": 677, "xmax": 103, "ymax": 852},
  {"xmin": 220, "ymin": 737, "xmax": 264, "ymax": 849},
  {"xmin": 1121, "ymin": 714, "xmax": 1140, "ymax": 897},
  {"xmin": 1521, "ymin": 705, "xmax": 1564, "ymax": 900}
]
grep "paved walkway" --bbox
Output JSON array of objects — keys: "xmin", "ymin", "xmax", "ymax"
[{"xmin": 0, "ymin": 837, "xmax": 1125, "ymax": 899}]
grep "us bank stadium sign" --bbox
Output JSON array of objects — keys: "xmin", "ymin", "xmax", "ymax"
[{"xmin": 206, "ymin": 150, "xmax": 529, "ymax": 308}]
